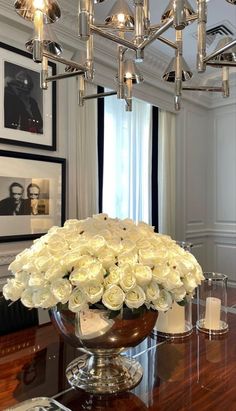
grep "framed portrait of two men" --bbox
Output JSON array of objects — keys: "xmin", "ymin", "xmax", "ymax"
[
  {"xmin": 0, "ymin": 151, "xmax": 66, "ymax": 242},
  {"xmin": 0, "ymin": 41, "xmax": 56, "ymax": 150}
]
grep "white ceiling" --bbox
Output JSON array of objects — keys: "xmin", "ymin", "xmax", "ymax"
[{"xmin": 93, "ymin": 0, "xmax": 236, "ymax": 77}]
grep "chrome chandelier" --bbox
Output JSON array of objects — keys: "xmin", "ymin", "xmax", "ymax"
[{"xmin": 14, "ymin": 0, "xmax": 236, "ymax": 111}]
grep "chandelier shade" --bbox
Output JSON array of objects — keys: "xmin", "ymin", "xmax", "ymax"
[
  {"xmin": 123, "ymin": 59, "xmax": 144, "ymax": 84},
  {"xmin": 14, "ymin": 0, "xmax": 61, "ymax": 23},
  {"xmin": 105, "ymin": 0, "xmax": 135, "ymax": 29},
  {"xmin": 161, "ymin": 0, "xmax": 195, "ymax": 25},
  {"xmin": 162, "ymin": 56, "xmax": 193, "ymax": 82},
  {"xmin": 25, "ymin": 24, "xmax": 63, "ymax": 55},
  {"xmin": 210, "ymin": 36, "xmax": 236, "ymax": 66}
]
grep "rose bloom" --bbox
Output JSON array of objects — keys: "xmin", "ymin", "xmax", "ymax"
[{"xmin": 102, "ymin": 285, "xmax": 125, "ymax": 311}]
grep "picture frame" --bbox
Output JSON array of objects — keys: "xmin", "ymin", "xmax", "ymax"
[
  {"xmin": 0, "ymin": 150, "xmax": 66, "ymax": 242},
  {"xmin": 0, "ymin": 42, "xmax": 56, "ymax": 151}
]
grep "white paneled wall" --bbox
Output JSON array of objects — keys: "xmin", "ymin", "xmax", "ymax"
[{"xmin": 178, "ymin": 101, "xmax": 236, "ymax": 281}]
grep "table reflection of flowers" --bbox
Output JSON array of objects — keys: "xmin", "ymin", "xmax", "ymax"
[{"xmin": 3, "ymin": 213, "xmax": 204, "ymax": 394}]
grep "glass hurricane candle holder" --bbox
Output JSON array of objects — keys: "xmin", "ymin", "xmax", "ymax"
[
  {"xmin": 196, "ymin": 272, "xmax": 228, "ymax": 335},
  {"xmin": 153, "ymin": 299, "xmax": 193, "ymax": 339}
]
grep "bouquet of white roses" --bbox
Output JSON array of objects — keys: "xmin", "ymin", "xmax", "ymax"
[{"xmin": 3, "ymin": 214, "xmax": 204, "ymax": 313}]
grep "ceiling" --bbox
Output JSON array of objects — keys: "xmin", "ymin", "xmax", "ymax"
[{"xmin": 92, "ymin": 0, "xmax": 236, "ymax": 80}]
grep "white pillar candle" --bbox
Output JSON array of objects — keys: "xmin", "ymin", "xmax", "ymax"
[
  {"xmin": 204, "ymin": 297, "xmax": 221, "ymax": 330},
  {"xmin": 155, "ymin": 301, "xmax": 185, "ymax": 334}
]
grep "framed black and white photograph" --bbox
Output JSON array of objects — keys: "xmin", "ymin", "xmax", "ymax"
[
  {"xmin": 0, "ymin": 42, "xmax": 56, "ymax": 150},
  {"xmin": 0, "ymin": 150, "xmax": 65, "ymax": 242}
]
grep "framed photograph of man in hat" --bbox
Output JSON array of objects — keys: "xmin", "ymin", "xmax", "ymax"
[{"xmin": 0, "ymin": 42, "xmax": 56, "ymax": 150}]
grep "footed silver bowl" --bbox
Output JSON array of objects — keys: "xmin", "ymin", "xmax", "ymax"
[{"xmin": 50, "ymin": 305, "xmax": 157, "ymax": 394}]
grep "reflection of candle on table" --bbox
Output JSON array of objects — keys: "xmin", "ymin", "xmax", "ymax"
[
  {"xmin": 205, "ymin": 297, "xmax": 221, "ymax": 330},
  {"xmin": 155, "ymin": 302, "xmax": 185, "ymax": 333}
]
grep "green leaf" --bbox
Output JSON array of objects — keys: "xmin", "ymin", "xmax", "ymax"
[{"xmin": 177, "ymin": 297, "xmax": 187, "ymax": 307}]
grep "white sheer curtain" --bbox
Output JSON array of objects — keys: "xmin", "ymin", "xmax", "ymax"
[
  {"xmin": 102, "ymin": 96, "xmax": 152, "ymax": 223},
  {"xmin": 76, "ymin": 82, "xmax": 99, "ymax": 219},
  {"xmin": 158, "ymin": 109, "xmax": 176, "ymax": 237}
]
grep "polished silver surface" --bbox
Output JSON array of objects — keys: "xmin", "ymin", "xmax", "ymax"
[
  {"xmin": 50, "ymin": 306, "xmax": 157, "ymax": 394},
  {"xmin": 162, "ymin": 56, "xmax": 193, "ymax": 82},
  {"xmin": 161, "ymin": 0, "xmax": 195, "ymax": 26},
  {"xmin": 105, "ymin": 0, "xmax": 134, "ymax": 29},
  {"xmin": 14, "ymin": 0, "xmax": 61, "ymax": 23}
]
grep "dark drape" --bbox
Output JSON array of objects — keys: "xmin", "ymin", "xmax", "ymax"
[
  {"xmin": 97, "ymin": 86, "xmax": 104, "ymax": 213},
  {"xmin": 151, "ymin": 106, "xmax": 159, "ymax": 231}
]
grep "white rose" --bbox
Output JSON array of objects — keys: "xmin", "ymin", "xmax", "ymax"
[
  {"xmin": 125, "ymin": 285, "xmax": 146, "ymax": 309},
  {"xmin": 28, "ymin": 273, "xmax": 48, "ymax": 287},
  {"xmin": 59, "ymin": 251, "xmax": 86, "ymax": 273},
  {"xmin": 119, "ymin": 266, "xmax": 136, "ymax": 292},
  {"xmin": 92, "ymin": 213, "xmax": 109, "ymax": 221},
  {"xmin": 120, "ymin": 240, "xmax": 136, "ymax": 254},
  {"xmin": 15, "ymin": 271, "xmax": 29, "ymax": 287},
  {"xmin": 152, "ymin": 265, "xmax": 169, "ymax": 284},
  {"xmin": 8, "ymin": 249, "xmax": 32, "ymax": 272},
  {"xmin": 146, "ymin": 281, "xmax": 160, "ymax": 302},
  {"xmin": 45, "ymin": 265, "xmax": 66, "ymax": 281},
  {"xmin": 152, "ymin": 289, "xmax": 172, "ymax": 312},
  {"xmin": 118, "ymin": 251, "xmax": 138, "ymax": 266},
  {"xmin": 32, "ymin": 287, "xmax": 57, "ymax": 308},
  {"xmin": 46, "ymin": 234, "xmax": 68, "ymax": 256},
  {"xmin": 88, "ymin": 235, "xmax": 106, "ymax": 253},
  {"xmin": 182, "ymin": 273, "xmax": 198, "ymax": 293},
  {"xmin": 83, "ymin": 283, "xmax": 104, "ymax": 304},
  {"xmin": 138, "ymin": 248, "xmax": 160, "ymax": 266},
  {"xmin": 51, "ymin": 279, "xmax": 72, "ymax": 303},
  {"xmin": 69, "ymin": 268, "xmax": 89, "ymax": 287},
  {"xmin": 102, "ymin": 285, "xmax": 125, "ymax": 311},
  {"xmin": 87, "ymin": 262, "xmax": 105, "ymax": 283},
  {"xmin": 97, "ymin": 248, "xmax": 116, "ymax": 269},
  {"xmin": 162, "ymin": 268, "xmax": 183, "ymax": 291},
  {"xmin": 34, "ymin": 255, "xmax": 53, "ymax": 272},
  {"xmin": 104, "ymin": 267, "xmax": 120, "ymax": 288},
  {"xmin": 21, "ymin": 288, "xmax": 35, "ymax": 308},
  {"xmin": 68, "ymin": 287, "xmax": 88, "ymax": 312},
  {"xmin": 76, "ymin": 255, "xmax": 97, "ymax": 268},
  {"xmin": 3, "ymin": 279, "xmax": 24, "ymax": 301},
  {"xmin": 107, "ymin": 239, "xmax": 123, "ymax": 254},
  {"xmin": 172, "ymin": 286, "xmax": 186, "ymax": 302},
  {"xmin": 134, "ymin": 264, "xmax": 152, "ymax": 287}
]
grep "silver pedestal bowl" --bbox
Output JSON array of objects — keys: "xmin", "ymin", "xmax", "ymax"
[{"xmin": 50, "ymin": 305, "xmax": 157, "ymax": 394}]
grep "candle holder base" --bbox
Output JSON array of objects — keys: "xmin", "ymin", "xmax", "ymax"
[
  {"xmin": 196, "ymin": 319, "xmax": 228, "ymax": 335},
  {"xmin": 152, "ymin": 323, "xmax": 193, "ymax": 340}
]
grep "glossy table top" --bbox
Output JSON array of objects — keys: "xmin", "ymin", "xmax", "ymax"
[{"xmin": 0, "ymin": 285, "xmax": 236, "ymax": 411}]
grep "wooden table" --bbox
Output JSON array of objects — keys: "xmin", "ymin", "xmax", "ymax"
[{"xmin": 0, "ymin": 284, "xmax": 236, "ymax": 411}]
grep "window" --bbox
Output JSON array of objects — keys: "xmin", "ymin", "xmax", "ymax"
[{"xmin": 98, "ymin": 90, "xmax": 158, "ymax": 227}]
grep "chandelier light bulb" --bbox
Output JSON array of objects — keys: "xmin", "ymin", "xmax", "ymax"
[{"xmin": 33, "ymin": 0, "xmax": 45, "ymax": 10}]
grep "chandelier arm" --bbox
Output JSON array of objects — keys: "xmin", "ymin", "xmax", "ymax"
[
  {"xmin": 206, "ymin": 60, "xmax": 236, "ymax": 67},
  {"xmin": 197, "ymin": 0, "xmax": 207, "ymax": 72},
  {"xmin": 137, "ymin": 18, "xmax": 174, "ymax": 50},
  {"xmin": 203, "ymin": 39, "xmax": 236, "ymax": 63},
  {"xmin": 90, "ymin": 24, "xmax": 138, "ymax": 51},
  {"xmin": 46, "ymin": 71, "xmax": 85, "ymax": 82},
  {"xmin": 186, "ymin": 13, "xmax": 198, "ymax": 23},
  {"xmin": 117, "ymin": 45, "xmax": 126, "ymax": 99},
  {"xmin": 43, "ymin": 51, "xmax": 86, "ymax": 71},
  {"xmin": 182, "ymin": 86, "xmax": 223, "ymax": 92},
  {"xmin": 83, "ymin": 91, "xmax": 117, "ymax": 100},
  {"xmin": 158, "ymin": 37, "xmax": 177, "ymax": 50}
]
